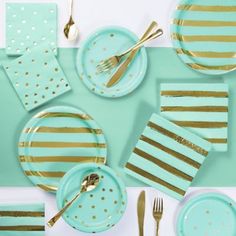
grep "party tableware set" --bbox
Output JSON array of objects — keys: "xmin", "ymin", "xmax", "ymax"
[{"xmin": 1, "ymin": 0, "xmax": 236, "ymax": 235}]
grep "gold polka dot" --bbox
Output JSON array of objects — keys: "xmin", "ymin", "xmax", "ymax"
[
  {"xmin": 101, "ymin": 175, "xmax": 104, "ymax": 179},
  {"xmin": 65, "ymin": 84, "xmax": 69, "ymax": 87},
  {"xmin": 122, "ymin": 201, "xmax": 125, "ymax": 205},
  {"xmin": 34, "ymin": 93, "xmax": 37, "ymax": 96},
  {"xmin": 42, "ymin": 95, "xmax": 45, "ymax": 99},
  {"xmin": 56, "ymin": 84, "xmax": 60, "ymax": 88},
  {"xmin": 14, "ymin": 72, "xmax": 18, "ymax": 75},
  {"xmin": 37, "ymin": 74, "xmax": 40, "ymax": 77},
  {"xmin": 5, "ymin": 66, "xmax": 9, "ymax": 70},
  {"xmin": 104, "ymin": 209, "xmax": 108, "ymax": 213},
  {"xmin": 34, "ymin": 101, "xmax": 37, "ymax": 104},
  {"xmin": 88, "ymin": 75, "xmax": 92, "ymax": 79},
  {"xmin": 25, "ymin": 94, "xmax": 28, "ymax": 98},
  {"xmin": 60, "ymin": 78, "xmax": 64, "ymax": 82},
  {"xmin": 18, "ymin": 61, "xmax": 22, "ymax": 64},
  {"xmin": 36, "ymin": 84, "xmax": 39, "ymax": 87},
  {"xmin": 52, "ymin": 91, "xmax": 55, "ymax": 95},
  {"xmin": 25, "ymin": 102, "xmax": 28, "ymax": 106},
  {"xmin": 55, "ymin": 68, "xmax": 59, "ymax": 72},
  {"xmin": 92, "ymin": 216, "xmax": 96, "ymax": 220},
  {"xmin": 90, "ymin": 194, "xmax": 93, "ymax": 198},
  {"xmin": 91, "ymin": 205, "xmax": 95, "ymax": 209},
  {"xmin": 44, "ymin": 62, "xmax": 48, "ymax": 66},
  {"xmin": 50, "ymin": 78, "xmax": 54, "ymax": 82},
  {"xmin": 45, "ymin": 50, "xmax": 49, "ymax": 53},
  {"xmin": 25, "ymin": 83, "xmax": 29, "ymax": 87},
  {"xmin": 101, "ymin": 197, "xmax": 105, "ymax": 200},
  {"xmin": 74, "ymin": 216, "xmax": 78, "ymax": 219},
  {"xmin": 25, "ymin": 72, "xmax": 29, "ymax": 75},
  {"xmin": 32, "ymin": 59, "xmax": 35, "ymax": 62},
  {"xmin": 78, "ymin": 205, "xmax": 82, "ymax": 208},
  {"xmin": 45, "ymin": 87, "xmax": 49, "ymax": 90},
  {"xmin": 114, "ymin": 200, "xmax": 118, "ymax": 204},
  {"xmin": 102, "ymin": 188, "xmax": 106, "ymax": 192},
  {"xmin": 109, "ymin": 189, "xmax": 113, "ymax": 192},
  {"xmin": 110, "ymin": 33, "xmax": 114, "ymax": 37}
]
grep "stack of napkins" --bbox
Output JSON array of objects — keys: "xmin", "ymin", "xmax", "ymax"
[
  {"xmin": 0, "ymin": 203, "xmax": 45, "ymax": 236},
  {"xmin": 6, "ymin": 3, "xmax": 57, "ymax": 55},
  {"xmin": 160, "ymin": 83, "xmax": 228, "ymax": 152},
  {"xmin": 125, "ymin": 113, "xmax": 212, "ymax": 200},
  {"xmin": 3, "ymin": 44, "xmax": 71, "ymax": 111}
]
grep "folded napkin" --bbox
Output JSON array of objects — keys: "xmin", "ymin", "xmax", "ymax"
[
  {"xmin": 0, "ymin": 203, "xmax": 45, "ymax": 236},
  {"xmin": 6, "ymin": 3, "xmax": 57, "ymax": 55},
  {"xmin": 160, "ymin": 83, "xmax": 229, "ymax": 152},
  {"xmin": 2, "ymin": 44, "xmax": 71, "ymax": 111},
  {"xmin": 124, "ymin": 113, "xmax": 211, "ymax": 200}
]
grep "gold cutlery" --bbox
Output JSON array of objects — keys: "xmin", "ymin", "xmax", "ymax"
[
  {"xmin": 47, "ymin": 173, "xmax": 100, "ymax": 227},
  {"xmin": 96, "ymin": 28, "xmax": 163, "ymax": 73},
  {"xmin": 152, "ymin": 197, "xmax": 164, "ymax": 236},
  {"xmin": 106, "ymin": 21, "xmax": 158, "ymax": 88},
  {"xmin": 137, "ymin": 191, "xmax": 146, "ymax": 236},
  {"xmin": 64, "ymin": 0, "xmax": 79, "ymax": 41}
]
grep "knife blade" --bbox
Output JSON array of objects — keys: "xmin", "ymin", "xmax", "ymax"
[
  {"xmin": 137, "ymin": 190, "xmax": 146, "ymax": 236},
  {"xmin": 106, "ymin": 21, "xmax": 158, "ymax": 88}
]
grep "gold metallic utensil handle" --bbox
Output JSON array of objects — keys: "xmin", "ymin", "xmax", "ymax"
[
  {"xmin": 47, "ymin": 191, "xmax": 81, "ymax": 227},
  {"xmin": 119, "ymin": 28, "xmax": 163, "ymax": 57},
  {"xmin": 106, "ymin": 21, "xmax": 158, "ymax": 87},
  {"xmin": 156, "ymin": 221, "xmax": 159, "ymax": 236}
]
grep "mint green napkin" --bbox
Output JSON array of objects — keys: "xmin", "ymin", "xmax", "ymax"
[
  {"xmin": 6, "ymin": 3, "xmax": 57, "ymax": 56},
  {"xmin": 2, "ymin": 44, "xmax": 71, "ymax": 111},
  {"xmin": 125, "ymin": 113, "xmax": 212, "ymax": 200},
  {"xmin": 0, "ymin": 203, "xmax": 44, "ymax": 236}
]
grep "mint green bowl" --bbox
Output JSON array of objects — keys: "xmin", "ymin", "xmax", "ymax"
[{"xmin": 56, "ymin": 163, "xmax": 127, "ymax": 233}]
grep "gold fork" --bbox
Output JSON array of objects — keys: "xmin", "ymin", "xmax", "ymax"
[
  {"xmin": 96, "ymin": 28, "xmax": 163, "ymax": 73},
  {"xmin": 153, "ymin": 197, "xmax": 164, "ymax": 236}
]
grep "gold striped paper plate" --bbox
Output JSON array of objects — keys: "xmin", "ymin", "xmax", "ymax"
[
  {"xmin": 18, "ymin": 106, "xmax": 107, "ymax": 192},
  {"xmin": 171, "ymin": 0, "xmax": 236, "ymax": 75}
]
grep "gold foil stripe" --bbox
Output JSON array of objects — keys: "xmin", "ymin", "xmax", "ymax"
[
  {"xmin": 134, "ymin": 148, "xmax": 193, "ymax": 182},
  {"xmin": 173, "ymin": 19, "xmax": 236, "ymax": 27},
  {"xmin": 19, "ymin": 156, "xmax": 106, "ymax": 163},
  {"xmin": 205, "ymin": 138, "xmax": 227, "ymax": 143},
  {"xmin": 140, "ymin": 135, "xmax": 201, "ymax": 169},
  {"xmin": 35, "ymin": 112, "xmax": 91, "ymax": 120},
  {"xmin": 161, "ymin": 90, "xmax": 228, "ymax": 97},
  {"xmin": 19, "ymin": 142, "xmax": 106, "ymax": 148},
  {"xmin": 161, "ymin": 106, "xmax": 228, "ymax": 112},
  {"xmin": 0, "ymin": 225, "xmax": 44, "ymax": 231},
  {"xmin": 177, "ymin": 4, "xmax": 236, "ymax": 12},
  {"xmin": 173, "ymin": 121, "xmax": 228, "ymax": 128},
  {"xmin": 148, "ymin": 121, "xmax": 208, "ymax": 156},
  {"xmin": 37, "ymin": 184, "xmax": 57, "ymax": 192},
  {"xmin": 24, "ymin": 171, "xmax": 65, "ymax": 178},
  {"xmin": 187, "ymin": 63, "xmax": 236, "ymax": 71},
  {"xmin": 172, "ymin": 33, "xmax": 236, "ymax": 42},
  {"xmin": 23, "ymin": 127, "xmax": 103, "ymax": 134},
  {"xmin": 125, "ymin": 163, "xmax": 185, "ymax": 196},
  {"xmin": 0, "ymin": 211, "xmax": 44, "ymax": 217},
  {"xmin": 176, "ymin": 48, "xmax": 236, "ymax": 59}
]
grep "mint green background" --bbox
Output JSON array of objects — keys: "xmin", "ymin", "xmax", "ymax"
[{"xmin": 0, "ymin": 48, "xmax": 236, "ymax": 187}]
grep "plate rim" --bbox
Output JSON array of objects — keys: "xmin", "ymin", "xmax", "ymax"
[
  {"xmin": 18, "ymin": 105, "xmax": 107, "ymax": 193},
  {"xmin": 170, "ymin": 0, "xmax": 236, "ymax": 76},
  {"xmin": 176, "ymin": 192, "xmax": 236, "ymax": 235},
  {"xmin": 76, "ymin": 25, "xmax": 148, "ymax": 98},
  {"xmin": 56, "ymin": 163, "xmax": 127, "ymax": 233}
]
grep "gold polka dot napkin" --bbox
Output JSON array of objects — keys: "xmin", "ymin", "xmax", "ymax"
[
  {"xmin": 6, "ymin": 3, "xmax": 57, "ymax": 55},
  {"xmin": 2, "ymin": 44, "xmax": 71, "ymax": 111}
]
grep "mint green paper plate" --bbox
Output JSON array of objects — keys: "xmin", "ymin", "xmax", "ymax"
[
  {"xmin": 177, "ymin": 193, "xmax": 236, "ymax": 236},
  {"xmin": 18, "ymin": 106, "xmax": 107, "ymax": 193},
  {"xmin": 56, "ymin": 163, "xmax": 127, "ymax": 233},
  {"xmin": 171, "ymin": 0, "xmax": 236, "ymax": 75},
  {"xmin": 76, "ymin": 26, "xmax": 147, "ymax": 97}
]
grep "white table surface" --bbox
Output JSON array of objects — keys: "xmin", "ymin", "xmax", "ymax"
[{"xmin": 0, "ymin": 1, "xmax": 235, "ymax": 236}]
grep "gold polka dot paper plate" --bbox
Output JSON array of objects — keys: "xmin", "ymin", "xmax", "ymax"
[
  {"xmin": 18, "ymin": 106, "xmax": 107, "ymax": 193},
  {"xmin": 56, "ymin": 163, "xmax": 127, "ymax": 233}
]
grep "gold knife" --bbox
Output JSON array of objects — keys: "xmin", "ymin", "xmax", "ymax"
[
  {"xmin": 106, "ymin": 21, "xmax": 158, "ymax": 88},
  {"xmin": 137, "ymin": 190, "xmax": 146, "ymax": 236}
]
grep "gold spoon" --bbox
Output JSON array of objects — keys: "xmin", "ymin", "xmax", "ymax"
[
  {"xmin": 47, "ymin": 173, "xmax": 100, "ymax": 227},
  {"xmin": 64, "ymin": 0, "xmax": 79, "ymax": 41}
]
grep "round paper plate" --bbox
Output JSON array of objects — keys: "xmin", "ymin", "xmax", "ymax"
[
  {"xmin": 177, "ymin": 193, "xmax": 236, "ymax": 236},
  {"xmin": 76, "ymin": 26, "xmax": 148, "ymax": 97},
  {"xmin": 57, "ymin": 163, "xmax": 127, "ymax": 233},
  {"xmin": 171, "ymin": 0, "xmax": 236, "ymax": 75},
  {"xmin": 18, "ymin": 106, "xmax": 107, "ymax": 192}
]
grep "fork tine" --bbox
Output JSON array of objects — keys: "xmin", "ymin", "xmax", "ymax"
[
  {"xmin": 155, "ymin": 198, "xmax": 158, "ymax": 212},
  {"xmin": 153, "ymin": 198, "xmax": 156, "ymax": 212},
  {"xmin": 161, "ymin": 198, "xmax": 163, "ymax": 213}
]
